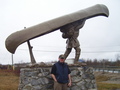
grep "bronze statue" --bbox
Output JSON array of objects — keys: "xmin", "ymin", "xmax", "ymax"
[
  {"xmin": 60, "ymin": 19, "xmax": 86, "ymax": 63},
  {"xmin": 5, "ymin": 4, "xmax": 109, "ymax": 64}
]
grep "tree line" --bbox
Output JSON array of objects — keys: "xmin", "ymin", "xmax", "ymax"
[{"xmin": 85, "ymin": 58, "xmax": 120, "ymax": 68}]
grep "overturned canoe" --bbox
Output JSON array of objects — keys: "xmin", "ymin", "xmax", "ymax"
[{"xmin": 5, "ymin": 4, "xmax": 109, "ymax": 54}]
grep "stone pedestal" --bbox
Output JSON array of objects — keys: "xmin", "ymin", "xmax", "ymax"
[{"xmin": 18, "ymin": 65, "xmax": 97, "ymax": 90}]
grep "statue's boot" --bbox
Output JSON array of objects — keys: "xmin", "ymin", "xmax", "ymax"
[
  {"xmin": 74, "ymin": 47, "xmax": 81, "ymax": 64},
  {"xmin": 74, "ymin": 54, "xmax": 80, "ymax": 64}
]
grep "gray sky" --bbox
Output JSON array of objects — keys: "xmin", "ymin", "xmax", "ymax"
[{"xmin": 0, "ymin": 0, "xmax": 120, "ymax": 64}]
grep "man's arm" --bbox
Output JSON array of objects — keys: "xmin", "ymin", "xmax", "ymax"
[
  {"xmin": 51, "ymin": 74, "xmax": 57, "ymax": 82},
  {"xmin": 51, "ymin": 64, "xmax": 57, "ymax": 82},
  {"xmin": 68, "ymin": 74, "xmax": 72, "ymax": 87}
]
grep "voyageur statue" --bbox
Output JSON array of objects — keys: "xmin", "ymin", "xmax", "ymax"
[
  {"xmin": 5, "ymin": 4, "xmax": 109, "ymax": 64},
  {"xmin": 60, "ymin": 19, "xmax": 86, "ymax": 63}
]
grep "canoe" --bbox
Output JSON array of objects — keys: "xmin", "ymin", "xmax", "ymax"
[{"xmin": 5, "ymin": 4, "xmax": 109, "ymax": 53}]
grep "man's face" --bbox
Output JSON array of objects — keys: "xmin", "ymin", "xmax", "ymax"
[{"xmin": 59, "ymin": 58, "xmax": 65, "ymax": 63}]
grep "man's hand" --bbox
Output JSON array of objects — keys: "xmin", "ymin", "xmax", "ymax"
[{"xmin": 68, "ymin": 82, "xmax": 72, "ymax": 87}]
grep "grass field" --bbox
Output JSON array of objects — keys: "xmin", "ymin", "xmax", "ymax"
[
  {"xmin": 95, "ymin": 72, "xmax": 120, "ymax": 90},
  {"xmin": 0, "ymin": 69, "xmax": 120, "ymax": 90},
  {"xmin": 97, "ymin": 82, "xmax": 120, "ymax": 90},
  {"xmin": 0, "ymin": 70, "xmax": 19, "ymax": 90}
]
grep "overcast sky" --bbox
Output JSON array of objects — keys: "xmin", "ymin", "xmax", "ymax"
[{"xmin": 0, "ymin": 0, "xmax": 120, "ymax": 64}]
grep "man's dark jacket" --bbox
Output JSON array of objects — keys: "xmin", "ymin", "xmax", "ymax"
[{"xmin": 51, "ymin": 61, "xmax": 70, "ymax": 83}]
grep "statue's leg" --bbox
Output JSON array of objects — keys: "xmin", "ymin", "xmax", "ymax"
[
  {"xmin": 74, "ymin": 47, "xmax": 81, "ymax": 64},
  {"xmin": 64, "ymin": 48, "xmax": 72, "ymax": 60}
]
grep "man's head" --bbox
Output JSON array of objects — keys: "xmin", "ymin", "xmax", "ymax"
[{"xmin": 59, "ymin": 54, "xmax": 65, "ymax": 63}]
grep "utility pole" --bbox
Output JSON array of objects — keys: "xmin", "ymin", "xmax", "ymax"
[
  {"xmin": 102, "ymin": 59, "xmax": 105, "ymax": 74},
  {"xmin": 11, "ymin": 54, "xmax": 14, "ymax": 70}
]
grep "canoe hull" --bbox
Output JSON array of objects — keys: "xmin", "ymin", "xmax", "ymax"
[{"xmin": 5, "ymin": 4, "xmax": 109, "ymax": 53}]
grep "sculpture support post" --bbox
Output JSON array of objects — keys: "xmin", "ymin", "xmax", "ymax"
[{"xmin": 27, "ymin": 40, "xmax": 36, "ymax": 64}]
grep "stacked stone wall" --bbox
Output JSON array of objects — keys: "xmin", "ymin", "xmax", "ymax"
[{"xmin": 18, "ymin": 66, "xmax": 97, "ymax": 90}]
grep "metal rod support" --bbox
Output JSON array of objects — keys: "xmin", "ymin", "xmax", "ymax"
[{"xmin": 27, "ymin": 40, "xmax": 36, "ymax": 64}]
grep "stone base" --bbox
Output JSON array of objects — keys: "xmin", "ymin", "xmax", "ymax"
[{"xmin": 18, "ymin": 65, "xmax": 97, "ymax": 90}]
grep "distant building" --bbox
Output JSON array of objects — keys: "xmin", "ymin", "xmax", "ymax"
[{"xmin": 65, "ymin": 58, "xmax": 74, "ymax": 64}]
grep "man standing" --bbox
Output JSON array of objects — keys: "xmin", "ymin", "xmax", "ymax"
[{"xmin": 51, "ymin": 54, "xmax": 72, "ymax": 90}]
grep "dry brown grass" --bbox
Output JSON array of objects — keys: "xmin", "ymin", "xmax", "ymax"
[
  {"xmin": 95, "ymin": 72, "xmax": 120, "ymax": 90},
  {"xmin": 0, "ymin": 70, "xmax": 19, "ymax": 90},
  {"xmin": 97, "ymin": 82, "xmax": 120, "ymax": 90}
]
